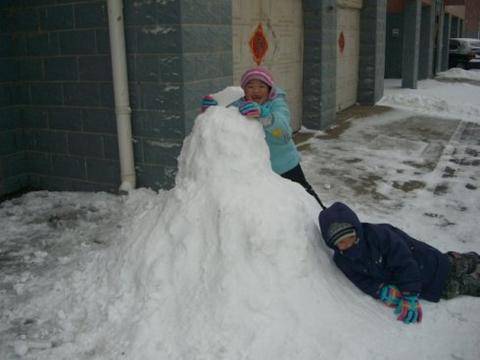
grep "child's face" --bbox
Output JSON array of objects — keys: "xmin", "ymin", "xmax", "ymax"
[
  {"xmin": 244, "ymin": 79, "xmax": 270, "ymax": 104},
  {"xmin": 335, "ymin": 234, "xmax": 357, "ymax": 251}
]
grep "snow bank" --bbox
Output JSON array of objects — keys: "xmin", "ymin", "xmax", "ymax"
[
  {"xmin": 436, "ymin": 68, "xmax": 480, "ymax": 82},
  {"xmin": 18, "ymin": 106, "xmax": 333, "ymax": 360},
  {"xmin": 118, "ymin": 106, "xmax": 328, "ymax": 359},
  {"xmin": 380, "ymin": 78, "xmax": 480, "ymax": 123},
  {"xmin": 379, "ymin": 92, "xmax": 480, "ymax": 121}
]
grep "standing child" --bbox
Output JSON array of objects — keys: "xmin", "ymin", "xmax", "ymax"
[
  {"xmin": 318, "ymin": 202, "xmax": 480, "ymax": 324},
  {"xmin": 201, "ymin": 67, "xmax": 325, "ymax": 209}
]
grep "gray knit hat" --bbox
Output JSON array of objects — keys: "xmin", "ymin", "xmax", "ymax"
[{"xmin": 327, "ymin": 222, "xmax": 356, "ymax": 247}]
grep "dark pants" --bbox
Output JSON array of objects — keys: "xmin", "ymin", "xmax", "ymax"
[
  {"xmin": 281, "ymin": 164, "xmax": 326, "ymax": 209},
  {"xmin": 442, "ymin": 251, "xmax": 480, "ymax": 299}
]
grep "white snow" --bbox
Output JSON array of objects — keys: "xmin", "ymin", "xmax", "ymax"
[
  {"xmin": 436, "ymin": 67, "xmax": 480, "ymax": 82},
  {"xmin": 211, "ymin": 86, "xmax": 244, "ymax": 106},
  {"xmin": 379, "ymin": 75, "xmax": 480, "ymax": 122},
  {"xmin": 1, "ymin": 68, "xmax": 480, "ymax": 359}
]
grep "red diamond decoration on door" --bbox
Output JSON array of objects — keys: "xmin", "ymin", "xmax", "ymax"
[
  {"xmin": 338, "ymin": 31, "xmax": 345, "ymax": 54},
  {"xmin": 249, "ymin": 23, "xmax": 269, "ymax": 65}
]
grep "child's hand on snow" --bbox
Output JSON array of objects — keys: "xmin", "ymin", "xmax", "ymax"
[
  {"xmin": 239, "ymin": 100, "xmax": 271, "ymax": 118},
  {"xmin": 395, "ymin": 294, "xmax": 422, "ymax": 324},
  {"xmin": 239, "ymin": 100, "xmax": 261, "ymax": 117},
  {"xmin": 201, "ymin": 95, "xmax": 218, "ymax": 112},
  {"xmin": 379, "ymin": 284, "xmax": 402, "ymax": 308}
]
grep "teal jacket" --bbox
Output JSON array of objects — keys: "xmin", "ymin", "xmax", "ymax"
[{"xmin": 232, "ymin": 87, "xmax": 300, "ymax": 175}]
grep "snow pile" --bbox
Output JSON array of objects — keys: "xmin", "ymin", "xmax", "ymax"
[
  {"xmin": 117, "ymin": 106, "xmax": 328, "ymax": 359},
  {"xmin": 380, "ymin": 78, "xmax": 480, "ymax": 123},
  {"xmin": 436, "ymin": 68, "xmax": 480, "ymax": 82},
  {"xmin": 380, "ymin": 92, "xmax": 480, "ymax": 120},
  {"xmin": 6, "ymin": 106, "xmax": 336, "ymax": 360}
]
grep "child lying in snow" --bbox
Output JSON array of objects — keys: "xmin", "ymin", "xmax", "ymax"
[
  {"xmin": 201, "ymin": 67, "xmax": 325, "ymax": 209},
  {"xmin": 318, "ymin": 202, "xmax": 480, "ymax": 324}
]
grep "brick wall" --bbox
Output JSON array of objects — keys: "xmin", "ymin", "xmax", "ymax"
[
  {"xmin": 464, "ymin": 0, "xmax": 480, "ymax": 37},
  {"xmin": 0, "ymin": 0, "xmax": 232, "ymax": 198}
]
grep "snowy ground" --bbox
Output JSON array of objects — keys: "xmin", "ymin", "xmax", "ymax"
[{"xmin": 1, "ymin": 68, "xmax": 480, "ymax": 360}]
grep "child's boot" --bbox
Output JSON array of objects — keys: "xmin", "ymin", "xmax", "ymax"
[
  {"xmin": 461, "ymin": 272, "xmax": 480, "ymax": 297},
  {"xmin": 447, "ymin": 252, "xmax": 479, "ymax": 274},
  {"xmin": 465, "ymin": 251, "xmax": 480, "ymax": 263},
  {"xmin": 468, "ymin": 251, "xmax": 480, "ymax": 264}
]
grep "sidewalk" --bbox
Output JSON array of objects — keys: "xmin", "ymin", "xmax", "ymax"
[{"xmin": 295, "ymin": 103, "xmax": 480, "ymax": 205}]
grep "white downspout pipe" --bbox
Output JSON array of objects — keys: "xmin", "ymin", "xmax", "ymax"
[{"xmin": 107, "ymin": 0, "xmax": 136, "ymax": 192}]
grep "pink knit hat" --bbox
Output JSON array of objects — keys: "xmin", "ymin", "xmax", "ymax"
[{"xmin": 240, "ymin": 67, "xmax": 276, "ymax": 98}]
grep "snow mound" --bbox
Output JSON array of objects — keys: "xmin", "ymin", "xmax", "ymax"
[
  {"xmin": 436, "ymin": 68, "xmax": 480, "ymax": 82},
  {"xmin": 23, "ymin": 106, "xmax": 337, "ymax": 360},
  {"xmin": 379, "ymin": 92, "xmax": 480, "ymax": 122},
  {"xmin": 119, "ymin": 107, "xmax": 331, "ymax": 359}
]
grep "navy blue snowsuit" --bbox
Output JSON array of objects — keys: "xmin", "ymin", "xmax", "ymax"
[{"xmin": 318, "ymin": 202, "xmax": 451, "ymax": 302}]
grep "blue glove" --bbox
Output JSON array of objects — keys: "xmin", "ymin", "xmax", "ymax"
[
  {"xmin": 379, "ymin": 285, "xmax": 402, "ymax": 308},
  {"xmin": 201, "ymin": 95, "xmax": 218, "ymax": 112},
  {"xmin": 238, "ymin": 100, "xmax": 261, "ymax": 117},
  {"xmin": 395, "ymin": 294, "xmax": 422, "ymax": 324},
  {"xmin": 239, "ymin": 100, "xmax": 270, "ymax": 118}
]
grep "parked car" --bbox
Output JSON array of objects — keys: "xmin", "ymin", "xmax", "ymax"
[{"xmin": 448, "ymin": 38, "xmax": 480, "ymax": 69}]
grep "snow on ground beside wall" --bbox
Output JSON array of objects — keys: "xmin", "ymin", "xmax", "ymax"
[
  {"xmin": 436, "ymin": 67, "xmax": 480, "ymax": 82},
  {"xmin": 379, "ymin": 70, "xmax": 480, "ymax": 123}
]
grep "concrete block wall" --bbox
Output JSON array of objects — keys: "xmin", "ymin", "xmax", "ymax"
[
  {"xmin": 123, "ymin": 0, "xmax": 232, "ymax": 189},
  {"xmin": 0, "ymin": 0, "xmax": 232, "ymax": 198},
  {"xmin": 441, "ymin": 13, "xmax": 451, "ymax": 71},
  {"xmin": 302, "ymin": 0, "xmax": 337, "ymax": 130},
  {"xmin": 0, "ymin": 0, "xmax": 121, "ymax": 195},
  {"xmin": 0, "ymin": 2, "xmax": 29, "ymax": 197},
  {"xmin": 435, "ymin": 3, "xmax": 445, "ymax": 75},
  {"xmin": 419, "ymin": 4, "xmax": 435, "ymax": 80},
  {"xmin": 401, "ymin": 0, "xmax": 421, "ymax": 89},
  {"xmin": 358, "ymin": 0, "xmax": 386, "ymax": 105},
  {"xmin": 0, "ymin": 86, "xmax": 26, "ymax": 197}
]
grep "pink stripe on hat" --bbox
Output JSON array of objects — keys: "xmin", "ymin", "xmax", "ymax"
[{"xmin": 240, "ymin": 67, "xmax": 275, "ymax": 90}]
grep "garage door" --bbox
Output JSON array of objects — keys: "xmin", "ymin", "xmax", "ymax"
[
  {"xmin": 232, "ymin": 0, "xmax": 304, "ymax": 131},
  {"xmin": 336, "ymin": 0, "xmax": 362, "ymax": 112}
]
